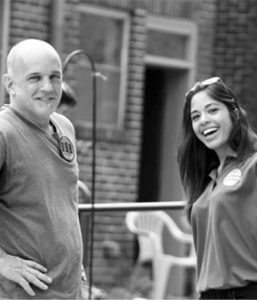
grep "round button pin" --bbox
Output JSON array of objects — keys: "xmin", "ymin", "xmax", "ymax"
[
  {"xmin": 223, "ymin": 168, "xmax": 241, "ymax": 186},
  {"xmin": 59, "ymin": 136, "xmax": 75, "ymax": 162}
]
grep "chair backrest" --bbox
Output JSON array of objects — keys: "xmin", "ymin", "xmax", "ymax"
[
  {"xmin": 126, "ymin": 211, "xmax": 196, "ymax": 299},
  {"xmin": 126, "ymin": 210, "xmax": 194, "ymax": 259}
]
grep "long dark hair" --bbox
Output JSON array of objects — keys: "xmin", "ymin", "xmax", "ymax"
[{"xmin": 177, "ymin": 77, "xmax": 257, "ymax": 219}]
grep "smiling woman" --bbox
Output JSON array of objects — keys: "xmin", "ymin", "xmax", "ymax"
[
  {"xmin": 190, "ymin": 90, "xmax": 234, "ymax": 160},
  {"xmin": 177, "ymin": 77, "xmax": 257, "ymax": 299}
]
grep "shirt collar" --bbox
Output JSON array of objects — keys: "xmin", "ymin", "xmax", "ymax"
[{"xmin": 209, "ymin": 155, "xmax": 238, "ymax": 180}]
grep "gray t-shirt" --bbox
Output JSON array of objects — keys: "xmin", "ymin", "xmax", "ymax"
[{"xmin": 0, "ymin": 106, "xmax": 83, "ymax": 299}]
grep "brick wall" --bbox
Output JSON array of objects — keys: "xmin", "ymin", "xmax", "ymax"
[
  {"xmin": 9, "ymin": 0, "xmax": 52, "ymax": 47},
  {"xmin": 194, "ymin": 0, "xmax": 217, "ymax": 80},
  {"xmin": 213, "ymin": 0, "xmax": 257, "ymax": 130}
]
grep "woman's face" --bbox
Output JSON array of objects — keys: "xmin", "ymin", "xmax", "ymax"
[{"xmin": 190, "ymin": 90, "xmax": 233, "ymax": 158}]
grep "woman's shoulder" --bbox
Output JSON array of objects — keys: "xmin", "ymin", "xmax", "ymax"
[
  {"xmin": 241, "ymin": 152, "xmax": 257, "ymax": 173},
  {"xmin": 247, "ymin": 151, "xmax": 257, "ymax": 162}
]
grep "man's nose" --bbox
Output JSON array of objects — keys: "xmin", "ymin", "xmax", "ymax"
[{"xmin": 41, "ymin": 78, "xmax": 53, "ymax": 91}]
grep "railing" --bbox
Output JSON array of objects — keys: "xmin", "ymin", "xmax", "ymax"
[
  {"xmin": 78, "ymin": 201, "xmax": 186, "ymax": 213},
  {"xmin": 78, "ymin": 181, "xmax": 187, "ymax": 213}
]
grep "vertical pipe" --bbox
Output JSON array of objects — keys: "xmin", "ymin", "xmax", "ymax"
[{"xmin": 63, "ymin": 50, "xmax": 97, "ymax": 300}]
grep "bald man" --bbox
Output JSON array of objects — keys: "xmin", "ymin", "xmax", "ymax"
[{"xmin": 0, "ymin": 39, "xmax": 83, "ymax": 299}]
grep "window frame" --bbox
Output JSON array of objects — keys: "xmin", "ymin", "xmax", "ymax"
[
  {"xmin": 74, "ymin": 5, "xmax": 130, "ymax": 130},
  {"xmin": 146, "ymin": 16, "xmax": 197, "ymax": 85}
]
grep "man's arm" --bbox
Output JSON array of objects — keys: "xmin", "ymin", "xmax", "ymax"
[{"xmin": 0, "ymin": 247, "xmax": 52, "ymax": 296}]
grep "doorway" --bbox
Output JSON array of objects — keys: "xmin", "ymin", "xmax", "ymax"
[
  {"xmin": 137, "ymin": 66, "xmax": 194, "ymax": 297},
  {"xmin": 138, "ymin": 66, "xmax": 189, "ymax": 204}
]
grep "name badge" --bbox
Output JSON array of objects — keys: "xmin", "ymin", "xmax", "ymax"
[
  {"xmin": 223, "ymin": 168, "xmax": 241, "ymax": 186},
  {"xmin": 59, "ymin": 136, "xmax": 75, "ymax": 162}
]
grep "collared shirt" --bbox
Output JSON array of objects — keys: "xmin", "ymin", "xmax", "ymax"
[{"xmin": 191, "ymin": 153, "xmax": 257, "ymax": 292}]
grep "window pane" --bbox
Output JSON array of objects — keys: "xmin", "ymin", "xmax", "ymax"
[
  {"xmin": 79, "ymin": 13, "xmax": 123, "ymax": 66},
  {"xmin": 71, "ymin": 10, "xmax": 127, "ymax": 127},
  {"xmin": 147, "ymin": 30, "xmax": 188, "ymax": 60},
  {"xmin": 70, "ymin": 65, "xmax": 120, "ymax": 125}
]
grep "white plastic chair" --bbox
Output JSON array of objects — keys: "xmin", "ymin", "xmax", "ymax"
[{"xmin": 126, "ymin": 211, "xmax": 196, "ymax": 299}]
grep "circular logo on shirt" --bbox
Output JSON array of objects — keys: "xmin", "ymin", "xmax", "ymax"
[
  {"xmin": 223, "ymin": 168, "xmax": 241, "ymax": 186},
  {"xmin": 59, "ymin": 136, "xmax": 75, "ymax": 162}
]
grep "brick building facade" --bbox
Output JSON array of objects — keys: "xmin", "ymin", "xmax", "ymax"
[{"xmin": 1, "ymin": 0, "xmax": 257, "ymax": 294}]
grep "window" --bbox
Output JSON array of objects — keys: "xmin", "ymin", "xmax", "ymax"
[
  {"xmin": 70, "ymin": 6, "xmax": 129, "ymax": 129},
  {"xmin": 147, "ymin": 30, "xmax": 188, "ymax": 60},
  {"xmin": 0, "ymin": 0, "xmax": 10, "ymax": 104},
  {"xmin": 146, "ymin": 16, "xmax": 197, "ymax": 73}
]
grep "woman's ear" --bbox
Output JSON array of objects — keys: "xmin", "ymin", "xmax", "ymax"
[{"xmin": 2, "ymin": 73, "xmax": 15, "ymax": 96}]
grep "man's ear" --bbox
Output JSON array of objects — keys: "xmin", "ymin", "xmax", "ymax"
[{"xmin": 2, "ymin": 74, "xmax": 15, "ymax": 96}]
